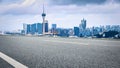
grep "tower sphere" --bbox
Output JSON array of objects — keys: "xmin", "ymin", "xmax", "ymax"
[{"xmin": 42, "ymin": 13, "xmax": 46, "ymax": 17}]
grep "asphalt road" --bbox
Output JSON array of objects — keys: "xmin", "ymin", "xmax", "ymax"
[
  {"xmin": 0, "ymin": 57, "xmax": 14, "ymax": 68},
  {"xmin": 0, "ymin": 36, "xmax": 120, "ymax": 68}
]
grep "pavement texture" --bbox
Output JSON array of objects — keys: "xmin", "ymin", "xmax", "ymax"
[{"xmin": 0, "ymin": 36, "xmax": 120, "ymax": 68}]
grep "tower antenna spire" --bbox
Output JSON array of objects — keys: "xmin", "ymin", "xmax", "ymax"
[{"xmin": 43, "ymin": 3, "xmax": 45, "ymax": 13}]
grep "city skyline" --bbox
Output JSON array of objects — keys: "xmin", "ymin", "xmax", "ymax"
[
  {"xmin": 0, "ymin": 0, "xmax": 120, "ymax": 31},
  {"xmin": 21, "ymin": 18, "xmax": 120, "ymax": 38}
]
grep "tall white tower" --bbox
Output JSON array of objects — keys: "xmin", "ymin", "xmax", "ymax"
[{"xmin": 41, "ymin": 4, "xmax": 46, "ymax": 35}]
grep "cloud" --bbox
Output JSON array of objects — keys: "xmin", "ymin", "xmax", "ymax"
[
  {"xmin": 48, "ymin": 2, "xmax": 120, "ymax": 15},
  {"xmin": 0, "ymin": 0, "xmax": 40, "ymax": 15},
  {"xmin": 50, "ymin": 0, "xmax": 106, "ymax": 5},
  {"xmin": 0, "ymin": 0, "xmax": 24, "ymax": 5},
  {"xmin": 50, "ymin": 0, "xmax": 120, "ymax": 6},
  {"xmin": 0, "ymin": 0, "xmax": 120, "ymax": 15}
]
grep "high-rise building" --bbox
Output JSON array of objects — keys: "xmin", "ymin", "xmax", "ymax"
[
  {"xmin": 79, "ymin": 18, "xmax": 87, "ymax": 36},
  {"xmin": 45, "ymin": 20, "xmax": 48, "ymax": 32},
  {"xmin": 23, "ymin": 23, "xmax": 27, "ymax": 34},
  {"xmin": 37, "ymin": 23, "xmax": 43, "ymax": 34},
  {"xmin": 51, "ymin": 24, "xmax": 57, "ymax": 35},
  {"xmin": 80, "ymin": 18, "xmax": 87, "ymax": 30},
  {"xmin": 74, "ymin": 27, "xmax": 79, "ymax": 37},
  {"xmin": 31, "ymin": 23, "xmax": 37, "ymax": 35},
  {"xmin": 52, "ymin": 24, "xmax": 57, "ymax": 29},
  {"xmin": 26, "ymin": 24, "xmax": 31, "ymax": 34}
]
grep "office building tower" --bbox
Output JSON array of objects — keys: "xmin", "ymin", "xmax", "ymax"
[
  {"xmin": 79, "ymin": 18, "xmax": 87, "ymax": 36},
  {"xmin": 45, "ymin": 20, "xmax": 48, "ymax": 32},
  {"xmin": 52, "ymin": 24, "xmax": 57, "ymax": 29},
  {"xmin": 26, "ymin": 24, "xmax": 31, "ymax": 34},
  {"xmin": 31, "ymin": 23, "xmax": 37, "ymax": 35},
  {"xmin": 74, "ymin": 27, "xmax": 79, "ymax": 37},
  {"xmin": 37, "ymin": 23, "xmax": 43, "ymax": 34},
  {"xmin": 23, "ymin": 23, "xmax": 27, "ymax": 34},
  {"xmin": 51, "ymin": 24, "xmax": 57, "ymax": 35},
  {"xmin": 80, "ymin": 19, "xmax": 86, "ymax": 30}
]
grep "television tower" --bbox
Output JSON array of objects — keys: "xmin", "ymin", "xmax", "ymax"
[{"xmin": 42, "ymin": 4, "xmax": 46, "ymax": 35}]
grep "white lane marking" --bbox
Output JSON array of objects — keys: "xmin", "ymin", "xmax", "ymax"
[
  {"xmin": 0, "ymin": 52, "xmax": 28, "ymax": 68},
  {"xmin": 44, "ymin": 40, "xmax": 89, "ymax": 45}
]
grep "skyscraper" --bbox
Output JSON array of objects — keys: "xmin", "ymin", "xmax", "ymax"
[
  {"xmin": 37, "ymin": 23, "xmax": 43, "ymax": 34},
  {"xmin": 74, "ymin": 27, "xmax": 79, "ymax": 37},
  {"xmin": 31, "ymin": 23, "xmax": 37, "ymax": 35},
  {"xmin": 51, "ymin": 24, "xmax": 57, "ymax": 35},
  {"xmin": 79, "ymin": 18, "xmax": 87, "ymax": 36},
  {"xmin": 81, "ymin": 18, "xmax": 86, "ymax": 30},
  {"xmin": 45, "ymin": 20, "xmax": 48, "ymax": 32},
  {"xmin": 23, "ymin": 23, "xmax": 27, "ymax": 34},
  {"xmin": 42, "ymin": 4, "xmax": 46, "ymax": 35},
  {"xmin": 52, "ymin": 24, "xmax": 57, "ymax": 29},
  {"xmin": 26, "ymin": 24, "xmax": 31, "ymax": 34}
]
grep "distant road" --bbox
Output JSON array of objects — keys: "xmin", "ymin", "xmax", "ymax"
[{"xmin": 0, "ymin": 36, "xmax": 120, "ymax": 68}]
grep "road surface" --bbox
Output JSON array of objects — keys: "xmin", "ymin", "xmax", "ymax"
[{"xmin": 0, "ymin": 36, "xmax": 120, "ymax": 68}]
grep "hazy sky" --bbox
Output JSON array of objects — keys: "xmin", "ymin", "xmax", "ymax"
[{"xmin": 0, "ymin": 0, "xmax": 120, "ymax": 31}]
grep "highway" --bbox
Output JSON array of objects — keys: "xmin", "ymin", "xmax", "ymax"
[{"xmin": 0, "ymin": 36, "xmax": 120, "ymax": 68}]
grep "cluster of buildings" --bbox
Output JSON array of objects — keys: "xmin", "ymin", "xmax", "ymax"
[
  {"xmin": 20, "ymin": 4, "xmax": 120, "ymax": 38},
  {"xmin": 22, "ymin": 22, "xmax": 48, "ymax": 35},
  {"xmin": 22, "ymin": 5, "xmax": 49, "ymax": 35},
  {"xmin": 73, "ymin": 21, "xmax": 120, "ymax": 38},
  {"xmin": 2, "ymin": 5, "xmax": 120, "ymax": 38},
  {"xmin": 21, "ymin": 16, "xmax": 120, "ymax": 38}
]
